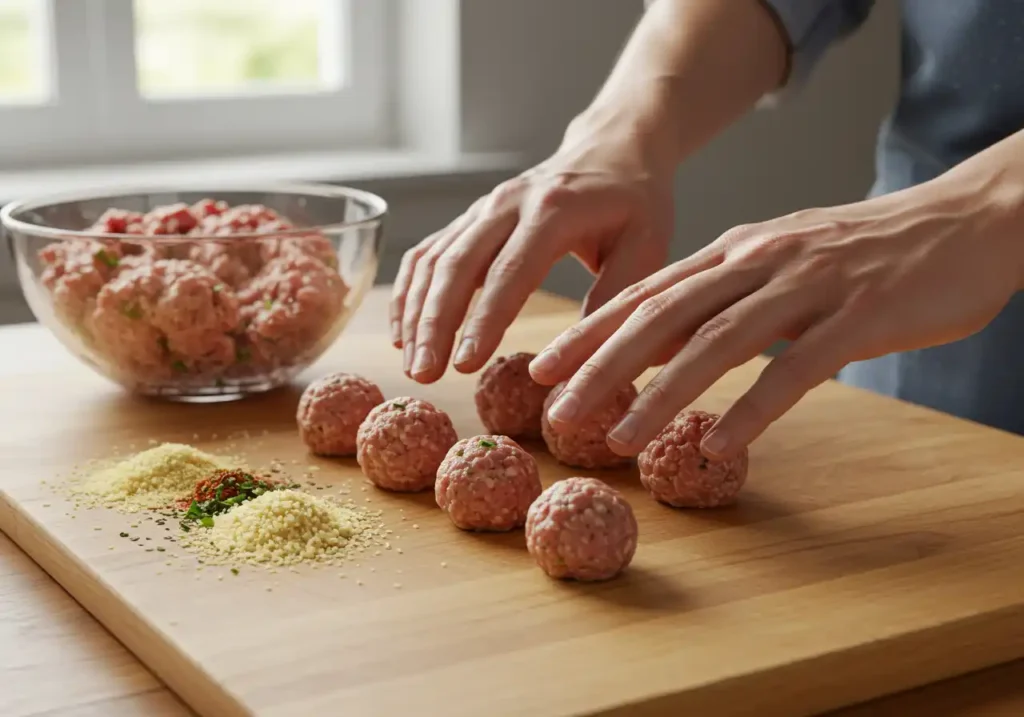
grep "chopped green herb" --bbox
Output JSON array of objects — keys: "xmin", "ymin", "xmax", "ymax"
[
  {"xmin": 119, "ymin": 531, "xmax": 129, "ymax": 538},
  {"xmin": 391, "ymin": 402, "xmax": 407, "ymax": 410},
  {"xmin": 235, "ymin": 346, "xmax": 252, "ymax": 363},
  {"xmin": 456, "ymin": 449, "xmax": 464, "ymax": 457},
  {"xmin": 263, "ymin": 297, "xmax": 273, "ymax": 310},
  {"xmin": 213, "ymin": 284, "xmax": 224, "ymax": 293},
  {"xmin": 121, "ymin": 302, "xmax": 143, "ymax": 320},
  {"xmin": 94, "ymin": 249, "xmax": 119, "ymax": 268},
  {"xmin": 200, "ymin": 516, "xmax": 214, "ymax": 528},
  {"xmin": 172, "ymin": 360, "xmax": 188, "ymax": 373},
  {"xmin": 230, "ymin": 567, "xmax": 239, "ymax": 575},
  {"xmin": 479, "ymin": 439, "xmax": 497, "ymax": 449},
  {"xmin": 156, "ymin": 546, "xmax": 166, "ymax": 552}
]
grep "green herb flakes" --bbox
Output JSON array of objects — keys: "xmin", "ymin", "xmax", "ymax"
[
  {"xmin": 479, "ymin": 439, "xmax": 497, "ymax": 449},
  {"xmin": 94, "ymin": 249, "xmax": 119, "ymax": 268}
]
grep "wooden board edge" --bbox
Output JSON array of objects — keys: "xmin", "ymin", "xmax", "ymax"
[{"xmin": 0, "ymin": 492, "xmax": 246, "ymax": 717}]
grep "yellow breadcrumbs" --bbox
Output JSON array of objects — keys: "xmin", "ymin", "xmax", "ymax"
[
  {"xmin": 68, "ymin": 443, "xmax": 237, "ymax": 512},
  {"xmin": 179, "ymin": 489, "xmax": 385, "ymax": 567}
]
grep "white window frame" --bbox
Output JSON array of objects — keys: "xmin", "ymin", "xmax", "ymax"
[{"xmin": 0, "ymin": 0, "xmax": 391, "ymax": 167}]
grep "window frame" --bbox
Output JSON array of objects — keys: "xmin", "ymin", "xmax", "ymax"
[{"xmin": 0, "ymin": 0, "xmax": 392, "ymax": 167}]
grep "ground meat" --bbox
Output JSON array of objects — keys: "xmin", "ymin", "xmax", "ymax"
[
  {"xmin": 39, "ymin": 241, "xmax": 122, "ymax": 325},
  {"xmin": 239, "ymin": 246, "xmax": 347, "ymax": 363},
  {"xmin": 356, "ymin": 397, "xmax": 458, "ymax": 492},
  {"xmin": 474, "ymin": 352, "xmax": 552, "ymax": 440},
  {"xmin": 88, "ymin": 259, "xmax": 241, "ymax": 378},
  {"xmin": 525, "ymin": 477, "xmax": 638, "ymax": 581},
  {"xmin": 297, "ymin": 373, "xmax": 385, "ymax": 456},
  {"xmin": 35, "ymin": 199, "xmax": 349, "ymax": 388},
  {"xmin": 435, "ymin": 435, "xmax": 542, "ymax": 531},
  {"xmin": 541, "ymin": 381, "xmax": 638, "ymax": 469},
  {"xmin": 637, "ymin": 410, "xmax": 749, "ymax": 508}
]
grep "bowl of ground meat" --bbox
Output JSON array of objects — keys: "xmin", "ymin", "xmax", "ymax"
[{"xmin": 2, "ymin": 184, "xmax": 385, "ymax": 401}]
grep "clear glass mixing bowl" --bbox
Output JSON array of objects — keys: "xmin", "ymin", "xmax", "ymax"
[{"xmin": 2, "ymin": 183, "xmax": 385, "ymax": 402}]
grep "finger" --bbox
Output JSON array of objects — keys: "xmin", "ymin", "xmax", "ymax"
[
  {"xmin": 544, "ymin": 262, "xmax": 767, "ymax": 433},
  {"xmin": 410, "ymin": 210, "xmax": 519, "ymax": 383},
  {"xmin": 400, "ymin": 233, "xmax": 459, "ymax": 376},
  {"xmin": 529, "ymin": 244, "xmax": 724, "ymax": 386},
  {"xmin": 604, "ymin": 282, "xmax": 811, "ymax": 455},
  {"xmin": 581, "ymin": 225, "xmax": 667, "ymax": 317},
  {"xmin": 450, "ymin": 207, "xmax": 568, "ymax": 374},
  {"xmin": 701, "ymin": 314, "xmax": 852, "ymax": 459},
  {"xmin": 391, "ymin": 206, "xmax": 479, "ymax": 347}
]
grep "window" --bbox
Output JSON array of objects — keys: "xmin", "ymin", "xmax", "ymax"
[{"xmin": 0, "ymin": 0, "xmax": 389, "ymax": 167}]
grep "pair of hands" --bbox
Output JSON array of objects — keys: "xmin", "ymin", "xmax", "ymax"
[{"xmin": 390, "ymin": 126, "xmax": 1023, "ymax": 461}]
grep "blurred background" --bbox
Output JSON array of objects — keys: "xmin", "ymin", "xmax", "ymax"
[{"xmin": 0, "ymin": 0, "xmax": 899, "ymax": 323}]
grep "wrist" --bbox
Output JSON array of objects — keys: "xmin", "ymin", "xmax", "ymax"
[{"xmin": 565, "ymin": 77, "xmax": 685, "ymax": 181}]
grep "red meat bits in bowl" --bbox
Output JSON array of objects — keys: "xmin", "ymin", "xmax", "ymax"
[{"xmin": 3, "ymin": 185, "xmax": 386, "ymax": 401}]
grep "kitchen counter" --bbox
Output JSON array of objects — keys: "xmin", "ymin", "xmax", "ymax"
[{"xmin": 2, "ymin": 287, "xmax": 1023, "ymax": 717}]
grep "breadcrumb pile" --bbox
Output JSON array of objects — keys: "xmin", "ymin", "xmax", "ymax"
[
  {"xmin": 179, "ymin": 489, "xmax": 385, "ymax": 567},
  {"xmin": 69, "ymin": 443, "xmax": 237, "ymax": 512}
]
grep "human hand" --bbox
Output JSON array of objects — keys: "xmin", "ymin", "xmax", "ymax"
[
  {"xmin": 390, "ymin": 118, "xmax": 675, "ymax": 384},
  {"xmin": 530, "ymin": 181, "xmax": 1024, "ymax": 460}
]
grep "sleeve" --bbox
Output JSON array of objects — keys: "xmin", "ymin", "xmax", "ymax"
[
  {"xmin": 642, "ymin": 0, "xmax": 876, "ymax": 104},
  {"xmin": 757, "ymin": 0, "xmax": 876, "ymax": 105}
]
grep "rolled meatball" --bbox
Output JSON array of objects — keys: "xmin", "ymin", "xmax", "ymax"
[
  {"xmin": 541, "ymin": 381, "xmax": 637, "ymax": 469},
  {"xmin": 356, "ymin": 397, "xmax": 458, "ymax": 492},
  {"xmin": 435, "ymin": 435, "xmax": 542, "ymax": 531},
  {"xmin": 638, "ymin": 410, "xmax": 748, "ymax": 508},
  {"xmin": 297, "ymin": 373, "xmax": 385, "ymax": 456},
  {"xmin": 526, "ymin": 477, "xmax": 638, "ymax": 581},
  {"xmin": 475, "ymin": 353, "xmax": 552, "ymax": 440}
]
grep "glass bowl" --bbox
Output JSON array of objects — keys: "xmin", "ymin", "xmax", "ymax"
[{"xmin": 2, "ymin": 183, "xmax": 386, "ymax": 402}]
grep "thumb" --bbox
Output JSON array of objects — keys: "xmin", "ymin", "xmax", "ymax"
[{"xmin": 582, "ymin": 231, "xmax": 668, "ymax": 317}]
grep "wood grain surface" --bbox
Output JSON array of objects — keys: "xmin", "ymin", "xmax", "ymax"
[{"xmin": 3, "ymin": 288, "xmax": 1024, "ymax": 716}]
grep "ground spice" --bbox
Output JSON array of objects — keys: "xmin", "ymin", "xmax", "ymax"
[{"xmin": 177, "ymin": 469, "xmax": 293, "ymax": 530}]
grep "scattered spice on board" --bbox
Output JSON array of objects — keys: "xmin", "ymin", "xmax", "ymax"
[{"xmin": 179, "ymin": 489, "xmax": 385, "ymax": 567}]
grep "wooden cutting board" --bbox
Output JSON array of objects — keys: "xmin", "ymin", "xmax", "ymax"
[{"xmin": 2, "ymin": 306, "xmax": 1024, "ymax": 717}]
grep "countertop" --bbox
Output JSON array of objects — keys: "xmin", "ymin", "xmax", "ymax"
[{"xmin": 2, "ymin": 287, "xmax": 1023, "ymax": 717}]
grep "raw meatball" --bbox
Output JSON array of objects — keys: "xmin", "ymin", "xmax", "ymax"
[
  {"xmin": 475, "ymin": 353, "xmax": 552, "ymax": 440},
  {"xmin": 435, "ymin": 435, "xmax": 542, "ymax": 531},
  {"xmin": 525, "ymin": 477, "xmax": 638, "ymax": 581},
  {"xmin": 541, "ymin": 381, "xmax": 638, "ymax": 469},
  {"xmin": 638, "ymin": 410, "xmax": 748, "ymax": 508},
  {"xmin": 297, "ymin": 373, "xmax": 385, "ymax": 456},
  {"xmin": 356, "ymin": 397, "xmax": 458, "ymax": 492}
]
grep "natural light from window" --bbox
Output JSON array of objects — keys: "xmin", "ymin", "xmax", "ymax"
[
  {"xmin": 133, "ymin": 0, "xmax": 344, "ymax": 98},
  {"xmin": 0, "ymin": 0, "xmax": 50, "ymax": 104}
]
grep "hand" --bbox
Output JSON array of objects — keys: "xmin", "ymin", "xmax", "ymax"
[
  {"xmin": 390, "ymin": 118, "xmax": 675, "ymax": 384},
  {"xmin": 529, "ymin": 180, "xmax": 1024, "ymax": 460}
]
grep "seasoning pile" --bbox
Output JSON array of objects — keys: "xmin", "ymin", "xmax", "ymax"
[
  {"xmin": 180, "ymin": 489, "xmax": 384, "ymax": 567},
  {"xmin": 62, "ymin": 442, "xmax": 385, "ymax": 572}
]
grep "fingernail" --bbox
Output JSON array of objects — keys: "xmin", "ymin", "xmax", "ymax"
[
  {"xmin": 549, "ymin": 392, "xmax": 580, "ymax": 423},
  {"xmin": 454, "ymin": 338, "xmax": 476, "ymax": 366},
  {"xmin": 403, "ymin": 342, "xmax": 414, "ymax": 373},
  {"xmin": 412, "ymin": 346, "xmax": 435, "ymax": 376},
  {"xmin": 530, "ymin": 349, "xmax": 558, "ymax": 375},
  {"xmin": 702, "ymin": 430, "xmax": 729, "ymax": 457},
  {"xmin": 391, "ymin": 321, "xmax": 401, "ymax": 344},
  {"xmin": 608, "ymin": 413, "xmax": 638, "ymax": 445}
]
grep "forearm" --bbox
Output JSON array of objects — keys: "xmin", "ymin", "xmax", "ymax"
[
  {"xmin": 920, "ymin": 127, "xmax": 1024, "ymax": 289},
  {"xmin": 567, "ymin": 0, "xmax": 788, "ymax": 177}
]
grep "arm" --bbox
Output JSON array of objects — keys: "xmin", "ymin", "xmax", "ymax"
[{"xmin": 575, "ymin": 0, "xmax": 875, "ymax": 173}]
